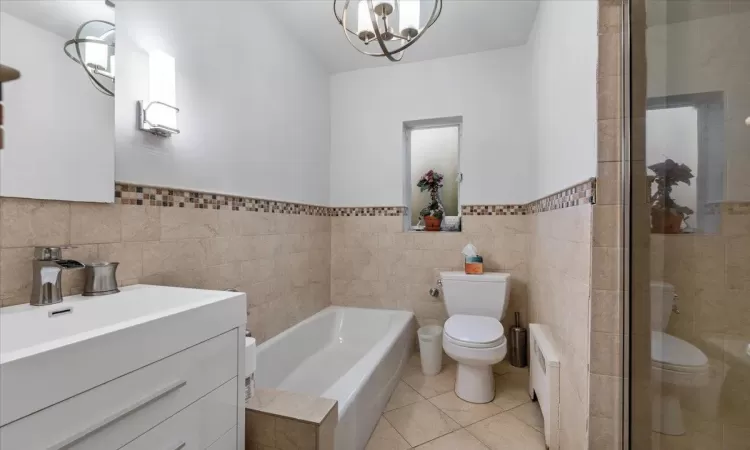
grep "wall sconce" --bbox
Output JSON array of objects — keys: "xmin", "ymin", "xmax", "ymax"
[{"xmin": 138, "ymin": 50, "xmax": 179, "ymax": 137}]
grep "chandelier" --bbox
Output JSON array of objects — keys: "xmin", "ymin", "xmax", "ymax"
[
  {"xmin": 334, "ymin": 0, "xmax": 443, "ymax": 62},
  {"xmin": 63, "ymin": 0, "xmax": 115, "ymax": 96}
]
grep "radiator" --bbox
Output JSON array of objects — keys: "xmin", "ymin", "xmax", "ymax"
[{"xmin": 529, "ymin": 323, "xmax": 560, "ymax": 450}]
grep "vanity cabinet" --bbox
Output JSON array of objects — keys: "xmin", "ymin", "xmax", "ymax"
[{"xmin": 0, "ymin": 286, "xmax": 246, "ymax": 450}]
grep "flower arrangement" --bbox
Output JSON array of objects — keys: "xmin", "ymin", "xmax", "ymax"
[
  {"xmin": 648, "ymin": 158, "xmax": 694, "ymax": 233},
  {"xmin": 417, "ymin": 170, "xmax": 445, "ymax": 230}
]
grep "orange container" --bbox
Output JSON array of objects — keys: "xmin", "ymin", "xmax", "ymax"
[{"xmin": 464, "ymin": 256, "xmax": 484, "ymax": 274}]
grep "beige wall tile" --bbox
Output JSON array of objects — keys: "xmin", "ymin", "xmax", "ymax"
[
  {"xmin": 590, "ymin": 332, "xmax": 623, "ymax": 377},
  {"xmin": 121, "ymin": 205, "xmax": 160, "ymax": 242},
  {"xmin": 597, "ymin": 75, "xmax": 622, "ymax": 120},
  {"xmin": 70, "ymin": 203, "xmax": 121, "ymax": 244},
  {"xmin": 592, "ymin": 246, "xmax": 622, "ymax": 291},
  {"xmin": 1, "ymin": 198, "xmax": 70, "ymax": 247},
  {"xmin": 598, "ymin": 119, "xmax": 622, "ymax": 163},
  {"xmin": 246, "ymin": 411, "xmax": 276, "ymax": 447},
  {"xmin": 160, "ymin": 207, "xmax": 219, "ymax": 240},
  {"xmin": 142, "ymin": 239, "xmax": 207, "ymax": 276},
  {"xmin": 590, "ymin": 374, "xmax": 622, "ymax": 419},
  {"xmin": 0, "ymin": 246, "xmax": 34, "ymax": 306},
  {"xmin": 591, "ymin": 289, "xmax": 622, "ymax": 334},
  {"xmin": 275, "ymin": 417, "xmax": 317, "ymax": 450}
]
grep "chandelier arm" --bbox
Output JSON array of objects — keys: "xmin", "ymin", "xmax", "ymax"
[
  {"xmin": 341, "ymin": 0, "xmax": 390, "ymax": 57},
  {"xmin": 368, "ymin": 0, "xmax": 402, "ymax": 62},
  {"xmin": 333, "ymin": 0, "xmax": 344, "ymax": 25},
  {"xmin": 369, "ymin": 0, "xmax": 442, "ymax": 56}
]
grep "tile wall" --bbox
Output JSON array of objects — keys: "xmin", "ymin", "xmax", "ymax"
[
  {"xmin": 529, "ymin": 204, "xmax": 593, "ymax": 450},
  {"xmin": 0, "ymin": 196, "xmax": 331, "ymax": 343},
  {"xmin": 329, "ymin": 214, "xmax": 531, "ymax": 335}
]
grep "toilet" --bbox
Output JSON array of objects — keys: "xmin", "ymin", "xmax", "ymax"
[
  {"xmin": 440, "ymin": 271, "xmax": 510, "ymax": 404},
  {"xmin": 650, "ymin": 281, "xmax": 709, "ymax": 436}
]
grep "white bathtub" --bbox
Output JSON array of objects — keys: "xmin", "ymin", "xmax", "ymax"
[{"xmin": 255, "ymin": 306, "xmax": 415, "ymax": 450}]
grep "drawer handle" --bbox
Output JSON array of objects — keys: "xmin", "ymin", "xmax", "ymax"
[{"xmin": 49, "ymin": 379, "xmax": 187, "ymax": 450}]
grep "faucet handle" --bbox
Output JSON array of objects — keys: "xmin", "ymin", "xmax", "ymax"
[{"xmin": 33, "ymin": 246, "xmax": 77, "ymax": 260}]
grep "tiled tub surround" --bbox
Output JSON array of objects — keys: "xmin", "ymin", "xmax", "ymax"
[
  {"xmin": 529, "ymin": 204, "xmax": 593, "ymax": 450},
  {"xmin": 0, "ymin": 196, "xmax": 332, "ymax": 343},
  {"xmin": 246, "ymin": 388, "xmax": 338, "ymax": 450}
]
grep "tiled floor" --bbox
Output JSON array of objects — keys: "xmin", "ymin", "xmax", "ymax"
[{"xmin": 365, "ymin": 355, "xmax": 546, "ymax": 450}]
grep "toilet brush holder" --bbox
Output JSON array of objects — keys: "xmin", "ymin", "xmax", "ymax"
[{"xmin": 509, "ymin": 312, "xmax": 528, "ymax": 368}]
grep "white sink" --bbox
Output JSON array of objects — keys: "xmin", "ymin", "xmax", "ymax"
[
  {"xmin": 0, "ymin": 285, "xmax": 246, "ymax": 427},
  {"xmin": 0, "ymin": 285, "xmax": 242, "ymax": 364}
]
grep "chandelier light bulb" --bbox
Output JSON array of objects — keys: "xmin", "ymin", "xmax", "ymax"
[
  {"xmin": 400, "ymin": 0, "xmax": 420, "ymax": 38},
  {"xmin": 84, "ymin": 36, "xmax": 108, "ymax": 70},
  {"xmin": 357, "ymin": 0, "xmax": 375, "ymax": 40},
  {"xmin": 334, "ymin": 0, "xmax": 442, "ymax": 62}
]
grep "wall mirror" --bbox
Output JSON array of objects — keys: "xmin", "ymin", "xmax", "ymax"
[{"xmin": 0, "ymin": 0, "xmax": 115, "ymax": 203}]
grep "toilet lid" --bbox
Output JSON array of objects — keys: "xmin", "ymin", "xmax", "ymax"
[
  {"xmin": 651, "ymin": 331, "xmax": 708, "ymax": 370},
  {"xmin": 444, "ymin": 315, "xmax": 504, "ymax": 346}
]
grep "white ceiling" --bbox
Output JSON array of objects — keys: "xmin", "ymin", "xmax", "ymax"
[
  {"xmin": 0, "ymin": 1, "xmax": 114, "ymax": 39},
  {"xmin": 263, "ymin": 0, "xmax": 540, "ymax": 74}
]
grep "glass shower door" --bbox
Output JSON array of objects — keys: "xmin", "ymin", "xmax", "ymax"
[{"xmin": 631, "ymin": 1, "xmax": 750, "ymax": 448}]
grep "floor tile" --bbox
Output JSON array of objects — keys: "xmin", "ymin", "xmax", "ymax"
[
  {"xmin": 383, "ymin": 400, "xmax": 461, "ymax": 447},
  {"xmin": 466, "ymin": 413, "xmax": 546, "ymax": 450},
  {"xmin": 386, "ymin": 381, "xmax": 425, "ymax": 412},
  {"xmin": 429, "ymin": 391, "xmax": 504, "ymax": 427},
  {"xmin": 491, "ymin": 372, "xmax": 531, "ymax": 411},
  {"xmin": 413, "ymin": 429, "xmax": 489, "ymax": 450},
  {"xmin": 401, "ymin": 362, "xmax": 457, "ymax": 399},
  {"xmin": 365, "ymin": 418, "xmax": 411, "ymax": 450},
  {"xmin": 509, "ymin": 402, "xmax": 544, "ymax": 432}
]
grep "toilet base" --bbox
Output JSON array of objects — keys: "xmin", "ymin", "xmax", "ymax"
[
  {"xmin": 455, "ymin": 363, "xmax": 495, "ymax": 404},
  {"xmin": 652, "ymin": 392, "xmax": 685, "ymax": 436}
]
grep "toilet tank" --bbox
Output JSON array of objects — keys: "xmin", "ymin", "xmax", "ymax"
[
  {"xmin": 650, "ymin": 281, "xmax": 675, "ymax": 331},
  {"xmin": 440, "ymin": 271, "xmax": 511, "ymax": 319}
]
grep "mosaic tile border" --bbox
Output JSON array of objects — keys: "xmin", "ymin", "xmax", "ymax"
[
  {"xmin": 461, "ymin": 179, "xmax": 597, "ymax": 216},
  {"xmin": 329, "ymin": 206, "xmax": 406, "ymax": 217},
  {"xmin": 461, "ymin": 204, "xmax": 528, "ymax": 216},
  {"xmin": 114, "ymin": 178, "xmax": 597, "ymax": 218},
  {"xmin": 527, "ymin": 178, "xmax": 597, "ymax": 214},
  {"xmin": 115, "ymin": 183, "xmax": 330, "ymax": 216}
]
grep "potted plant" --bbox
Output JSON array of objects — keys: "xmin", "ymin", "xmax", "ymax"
[
  {"xmin": 417, "ymin": 170, "xmax": 445, "ymax": 231},
  {"xmin": 648, "ymin": 158, "xmax": 694, "ymax": 234}
]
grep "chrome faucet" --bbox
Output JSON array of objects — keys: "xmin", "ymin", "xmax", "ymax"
[{"xmin": 30, "ymin": 247, "xmax": 84, "ymax": 306}]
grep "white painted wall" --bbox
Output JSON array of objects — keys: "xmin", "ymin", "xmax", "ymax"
[
  {"xmin": 0, "ymin": 12, "xmax": 114, "ymax": 202},
  {"xmin": 528, "ymin": 0, "xmax": 598, "ymax": 198},
  {"xmin": 329, "ymin": 48, "xmax": 533, "ymax": 206},
  {"xmin": 115, "ymin": 1, "xmax": 330, "ymax": 205}
]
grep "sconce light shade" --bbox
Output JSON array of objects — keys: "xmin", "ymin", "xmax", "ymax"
[{"xmin": 138, "ymin": 50, "xmax": 179, "ymax": 137}]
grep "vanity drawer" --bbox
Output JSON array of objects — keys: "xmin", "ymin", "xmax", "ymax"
[
  {"xmin": 0, "ymin": 329, "xmax": 238, "ymax": 450},
  {"xmin": 121, "ymin": 379, "xmax": 238, "ymax": 450}
]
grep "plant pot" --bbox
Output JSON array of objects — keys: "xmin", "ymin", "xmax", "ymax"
[
  {"xmin": 651, "ymin": 209, "xmax": 683, "ymax": 234},
  {"xmin": 424, "ymin": 216, "xmax": 442, "ymax": 231}
]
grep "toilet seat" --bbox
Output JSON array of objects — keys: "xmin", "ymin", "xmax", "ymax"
[
  {"xmin": 444, "ymin": 315, "xmax": 505, "ymax": 349},
  {"xmin": 651, "ymin": 331, "xmax": 708, "ymax": 373}
]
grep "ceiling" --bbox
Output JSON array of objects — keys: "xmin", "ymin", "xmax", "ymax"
[
  {"xmin": 0, "ymin": 1, "xmax": 114, "ymax": 39},
  {"xmin": 263, "ymin": 0, "xmax": 540, "ymax": 74}
]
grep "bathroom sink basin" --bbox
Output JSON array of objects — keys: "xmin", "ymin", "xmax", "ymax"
[
  {"xmin": 0, "ymin": 285, "xmax": 240, "ymax": 364},
  {"xmin": 0, "ymin": 285, "xmax": 246, "ymax": 427}
]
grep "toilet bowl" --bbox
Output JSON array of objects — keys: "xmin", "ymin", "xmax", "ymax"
[
  {"xmin": 439, "ymin": 271, "xmax": 511, "ymax": 404},
  {"xmin": 443, "ymin": 315, "xmax": 507, "ymax": 403},
  {"xmin": 650, "ymin": 282, "xmax": 710, "ymax": 436},
  {"xmin": 651, "ymin": 331, "xmax": 709, "ymax": 435}
]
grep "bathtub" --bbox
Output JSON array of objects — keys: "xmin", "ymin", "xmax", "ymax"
[{"xmin": 255, "ymin": 306, "xmax": 415, "ymax": 450}]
